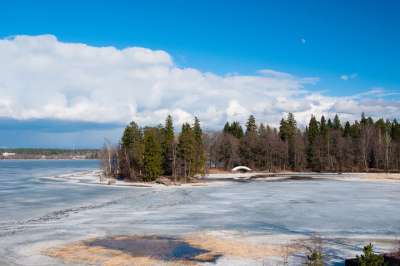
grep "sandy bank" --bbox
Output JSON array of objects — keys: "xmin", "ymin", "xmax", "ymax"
[
  {"xmin": 44, "ymin": 231, "xmax": 298, "ymax": 266},
  {"xmin": 42, "ymin": 170, "xmax": 400, "ymax": 190},
  {"xmin": 203, "ymin": 171, "xmax": 400, "ymax": 183},
  {"xmin": 42, "ymin": 170, "xmax": 226, "ymax": 189}
]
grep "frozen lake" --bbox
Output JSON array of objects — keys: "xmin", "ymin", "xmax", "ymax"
[{"xmin": 0, "ymin": 160, "xmax": 399, "ymax": 265}]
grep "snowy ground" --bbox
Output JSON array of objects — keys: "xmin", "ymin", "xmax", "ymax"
[{"xmin": 42, "ymin": 170, "xmax": 400, "ymax": 188}]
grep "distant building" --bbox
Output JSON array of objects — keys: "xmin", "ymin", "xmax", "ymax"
[
  {"xmin": 72, "ymin": 155, "xmax": 86, "ymax": 160},
  {"xmin": 2, "ymin": 152, "xmax": 16, "ymax": 157}
]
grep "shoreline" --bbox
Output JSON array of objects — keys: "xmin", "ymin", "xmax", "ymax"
[
  {"xmin": 0, "ymin": 158, "xmax": 99, "ymax": 161},
  {"xmin": 41, "ymin": 169, "xmax": 400, "ymax": 189}
]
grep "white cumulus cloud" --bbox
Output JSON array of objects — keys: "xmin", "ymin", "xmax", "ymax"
[{"xmin": 0, "ymin": 35, "xmax": 398, "ymax": 129}]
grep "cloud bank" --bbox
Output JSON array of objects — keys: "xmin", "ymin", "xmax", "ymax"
[{"xmin": 0, "ymin": 35, "xmax": 399, "ymax": 130}]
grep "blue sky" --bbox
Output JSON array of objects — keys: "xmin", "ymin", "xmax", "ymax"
[{"xmin": 0, "ymin": 0, "xmax": 399, "ymax": 148}]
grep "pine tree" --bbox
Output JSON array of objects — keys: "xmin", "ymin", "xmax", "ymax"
[
  {"xmin": 193, "ymin": 117, "xmax": 206, "ymax": 175},
  {"xmin": 230, "ymin": 121, "xmax": 244, "ymax": 139},
  {"xmin": 327, "ymin": 118, "xmax": 333, "ymax": 129},
  {"xmin": 320, "ymin": 116, "xmax": 327, "ymax": 136},
  {"xmin": 333, "ymin": 114, "xmax": 342, "ymax": 130},
  {"xmin": 287, "ymin": 113, "xmax": 297, "ymax": 169},
  {"xmin": 143, "ymin": 128, "xmax": 162, "ymax": 181},
  {"xmin": 279, "ymin": 118, "xmax": 288, "ymax": 141},
  {"xmin": 240, "ymin": 115, "xmax": 259, "ymax": 168},
  {"xmin": 119, "ymin": 121, "xmax": 144, "ymax": 180},
  {"xmin": 357, "ymin": 243, "xmax": 385, "ymax": 266},
  {"xmin": 223, "ymin": 122, "xmax": 230, "ymax": 134},
  {"xmin": 279, "ymin": 113, "xmax": 297, "ymax": 169},
  {"xmin": 319, "ymin": 115, "xmax": 329, "ymax": 170},
  {"xmin": 161, "ymin": 115, "xmax": 175, "ymax": 176},
  {"xmin": 177, "ymin": 123, "xmax": 195, "ymax": 179},
  {"xmin": 307, "ymin": 116, "xmax": 320, "ymax": 171},
  {"xmin": 245, "ymin": 115, "xmax": 257, "ymax": 135},
  {"xmin": 343, "ymin": 121, "xmax": 351, "ymax": 137}
]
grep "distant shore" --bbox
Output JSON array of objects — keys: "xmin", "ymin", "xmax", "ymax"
[
  {"xmin": 44, "ymin": 169, "xmax": 400, "ymax": 189},
  {"xmin": 0, "ymin": 158, "xmax": 99, "ymax": 160},
  {"xmin": 0, "ymin": 148, "xmax": 99, "ymax": 160}
]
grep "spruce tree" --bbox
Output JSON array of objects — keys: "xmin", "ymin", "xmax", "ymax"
[
  {"xmin": 279, "ymin": 118, "xmax": 289, "ymax": 141},
  {"xmin": 343, "ymin": 121, "xmax": 351, "ymax": 137},
  {"xmin": 333, "ymin": 114, "xmax": 342, "ymax": 130},
  {"xmin": 223, "ymin": 122, "xmax": 230, "ymax": 134},
  {"xmin": 240, "ymin": 115, "xmax": 258, "ymax": 168},
  {"xmin": 120, "ymin": 121, "xmax": 144, "ymax": 180},
  {"xmin": 279, "ymin": 113, "xmax": 297, "ymax": 169},
  {"xmin": 320, "ymin": 116, "xmax": 327, "ymax": 136},
  {"xmin": 143, "ymin": 128, "xmax": 162, "ymax": 181},
  {"xmin": 193, "ymin": 117, "xmax": 206, "ymax": 175},
  {"xmin": 162, "ymin": 115, "xmax": 175, "ymax": 176},
  {"xmin": 230, "ymin": 121, "xmax": 244, "ymax": 139},
  {"xmin": 327, "ymin": 118, "xmax": 333, "ymax": 129},
  {"xmin": 307, "ymin": 116, "xmax": 320, "ymax": 171},
  {"xmin": 177, "ymin": 123, "xmax": 195, "ymax": 179},
  {"xmin": 286, "ymin": 113, "xmax": 297, "ymax": 169},
  {"xmin": 245, "ymin": 115, "xmax": 257, "ymax": 135}
]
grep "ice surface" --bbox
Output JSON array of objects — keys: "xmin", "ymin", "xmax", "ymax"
[{"xmin": 0, "ymin": 160, "xmax": 399, "ymax": 265}]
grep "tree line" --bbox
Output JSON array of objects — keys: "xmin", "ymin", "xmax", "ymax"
[
  {"xmin": 102, "ymin": 112, "xmax": 400, "ymax": 181},
  {"xmin": 101, "ymin": 115, "xmax": 206, "ymax": 182},
  {"xmin": 206, "ymin": 113, "xmax": 400, "ymax": 172}
]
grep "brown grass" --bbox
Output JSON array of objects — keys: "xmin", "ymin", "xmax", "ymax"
[
  {"xmin": 45, "ymin": 242, "xmax": 196, "ymax": 266},
  {"xmin": 184, "ymin": 232, "xmax": 298, "ymax": 259},
  {"xmin": 359, "ymin": 173, "xmax": 400, "ymax": 181},
  {"xmin": 207, "ymin": 168, "xmax": 230, "ymax": 174},
  {"xmin": 44, "ymin": 233, "xmax": 299, "ymax": 265}
]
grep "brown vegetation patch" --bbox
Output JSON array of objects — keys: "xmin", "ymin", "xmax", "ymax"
[
  {"xmin": 183, "ymin": 232, "xmax": 298, "ymax": 259},
  {"xmin": 45, "ymin": 235, "xmax": 219, "ymax": 266},
  {"xmin": 44, "ymin": 233, "xmax": 297, "ymax": 265},
  {"xmin": 362, "ymin": 173, "xmax": 400, "ymax": 181},
  {"xmin": 207, "ymin": 168, "xmax": 230, "ymax": 174}
]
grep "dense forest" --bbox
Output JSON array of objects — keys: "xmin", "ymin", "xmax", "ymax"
[
  {"xmin": 102, "ymin": 115, "xmax": 206, "ymax": 182},
  {"xmin": 103, "ymin": 112, "xmax": 400, "ymax": 182},
  {"xmin": 207, "ymin": 113, "xmax": 400, "ymax": 173}
]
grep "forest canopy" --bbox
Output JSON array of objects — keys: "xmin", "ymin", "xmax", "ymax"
[{"xmin": 102, "ymin": 112, "xmax": 400, "ymax": 182}]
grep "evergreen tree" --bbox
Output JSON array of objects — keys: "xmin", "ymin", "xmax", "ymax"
[
  {"xmin": 245, "ymin": 115, "xmax": 257, "ymax": 135},
  {"xmin": 333, "ymin": 114, "xmax": 342, "ymax": 130},
  {"xmin": 161, "ymin": 115, "xmax": 175, "ymax": 176},
  {"xmin": 143, "ymin": 128, "xmax": 162, "ymax": 181},
  {"xmin": 177, "ymin": 123, "xmax": 195, "ymax": 179},
  {"xmin": 307, "ymin": 116, "xmax": 320, "ymax": 170},
  {"xmin": 343, "ymin": 121, "xmax": 351, "ymax": 137},
  {"xmin": 320, "ymin": 116, "xmax": 327, "ymax": 136},
  {"xmin": 279, "ymin": 113, "xmax": 297, "ymax": 169},
  {"xmin": 193, "ymin": 117, "xmax": 206, "ymax": 175},
  {"xmin": 223, "ymin": 121, "xmax": 243, "ymax": 139},
  {"xmin": 327, "ymin": 118, "xmax": 333, "ymax": 129},
  {"xmin": 240, "ymin": 115, "xmax": 258, "ymax": 168},
  {"xmin": 361, "ymin": 112, "xmax": 367, "ymax": 125},
  {"xmin": 279, "ymin": 118, "xmax": 288, "ymax": 141},
  {"xmin": 391, "ymin": 119, "xmax": 400, "ymax": 141},
  {"xmin": 286, "ymin": 113, "xmax": 297, "ymax": 169},
  {"xmin": 230, "ymin": 121, "xmax": 244, "ymax": 139},
  {"xmin": 223, "ymin": 122, "xmax": 230, "ymax": 134},
  {"xmin": 357, "ymin": 243, "xmax": 385, "ymax": 266},
  {"xmin": 119, "ymin": 121, "xmax": 144, "ymax": 180},
  {"xmin": 319, "ymin": 115, "xmax": 329, "ymax": 170}
]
